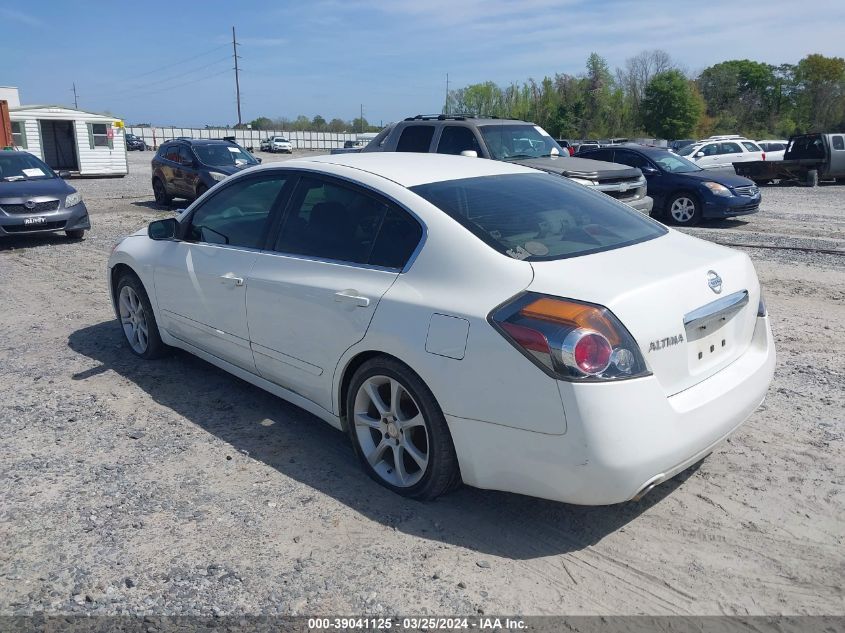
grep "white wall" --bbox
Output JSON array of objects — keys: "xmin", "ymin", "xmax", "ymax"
[
  {"xmin": 74, "ymin": 122, "xmax": 127, "ymax": 176},
  {"xmin": 127, "ymin": 126, "xmax": 363, "ymax": 150}
]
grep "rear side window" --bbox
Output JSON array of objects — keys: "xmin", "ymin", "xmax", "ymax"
[
  {"xmin": 275, "ymin": 178, "xmax": 421, "ymax": 268},
  {"xmin": 742, "ymin": 141, "xmax": 761, "ymax": 152},
  {"xmin": 436, "ymin": 126, "xmax": 481, "ymax": 155},
  {"xmin": 411, "ymin": 173, "xmax": 666, "ymax": 262},
  {"xmin": 833, "ymin": 136, "xmax": 845, "ymax": 150},
  {"xmin": 396, "ymin": 125, "xmax": 435, "ymax": 152},
  {"xmin": 720, "ymin": 142, "xmax": 742, "ymax": 154},
  {"xmin": 581, "ymin": 149, "xmax": 613, "ymax": 161}
]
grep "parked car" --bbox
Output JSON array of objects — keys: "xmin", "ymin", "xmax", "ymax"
[
  {"xmin": 260, "ymin": 138, "xmax": 272, "ymax": 152},
  {"xmin": 735, "ymin": 133, "xmax": 845, "ymax": 186},
  {"xmin": 669, "ymin": 139, "xmax": 696, "ymax": 153},
  {"xmin": 108, "ymin": 152, "xmax": 775, "ymax": 505},
  {"xmin": 151, "ymin": 138, "xmax": 260, "ymax": 204},
  {"xmin": 678, "ymin": 138, "xmax": 765, "ymax": 170},
  {"xmin": 555, "ymin": 139, "xmax": 576, "ymax": 155},
  {"xmin": 0, "ymin": 150, "xmax": 90, "ymax": 239},
  {"xmin": 362, "ymin": 115, "xmax": 652, "ymax": 213},
  {"xmin": 756, "ymin": 139, "xmax": 789, "ymax": 161},
  {"xmin": 125, "ymin": 133, "xmax": 148, "ymax": 151},
  {"xmin": 330, "ymin": 139, "xmax": 368, "ymax": 155},
  {"xmin": 579, "ymin": 145, "xmax": 762, "ymax": 226},
  {"xmin": 268, "ymin": 136, "xmax": 293, "ymax": 153},
  {"xmin": 574, "ymin": 140, "xmax": 600, "ymax": 153}
]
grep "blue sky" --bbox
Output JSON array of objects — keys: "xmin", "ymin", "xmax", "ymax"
[{"xmin": 2, "ymin": 0, "xmax": 843, "ymax": 127}]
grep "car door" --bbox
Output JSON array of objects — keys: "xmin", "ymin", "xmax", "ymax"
[
  {"xmin": 153, "ymin": 173, "xmax": 290, "ymax": 370},
  {"xmin": 693, "ymin": 143, "xmax": 721, "ymax": 169},
  {"xmin": 613, "ymin": 150, "xmax": 665, "ymax": 207},
  {"xmin": 716, "ymin": 142, "xmax": 744, "ymax": 169},
  {"xmin": 247, "ymin": 174, "xmax": 423, "ymax": 411},
  {"xmin": 177, "ymin": 145, "xmax": 199, "ymax": 197}
]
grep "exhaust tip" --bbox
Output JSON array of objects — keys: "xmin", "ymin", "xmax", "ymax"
[{"xmin": 631, "ymin": 475, "xmax": 665, "ymax": 501}]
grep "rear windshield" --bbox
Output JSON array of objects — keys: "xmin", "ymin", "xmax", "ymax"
[
  {"xmin": 410, "ymin": 173, "xmax": 666, "ymax": 261},
  {"xmin": 194, "ymin": 144, "xmax": 258, "ymax": 167},
  {"xmin": 0, "ymin": 153, "xmax": 56, "ymax": 181}
]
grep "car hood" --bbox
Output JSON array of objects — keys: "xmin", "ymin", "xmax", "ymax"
[
  {"xmin": 671, "ymin": 170, "xmax": 755, "ymax": 188},
  {"xmin": 0, "ymin": 177, "xmax": 74, "ymax": 200},
  {"xmin": 509, "ymin": 156, "xmax": 642, "ymax": 180},
  {"xmin": 210, "ymin": 163, "xmax": 255, "ymax": 175}
]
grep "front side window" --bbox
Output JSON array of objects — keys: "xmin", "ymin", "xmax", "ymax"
[
  {"xmin": 479, "ymin": 124, "xmax": 564, "ymax": 160},
  {"xmin": 187, "ymin": 176, "xmax": 287, "ymax": 248},
  {"xmin": 164, "ymin": 145, "xmax": 181, "ymax": 162},
  {"xmin": 193, "ymin": 143, "xmax": 258, "ymax": 167},
  {"xmin": 832, "ymin": 136, "xmax": 844, "ymax": 151},
  {"xmin": 396, "ymin": 125, "xmax": 435, "ymax": 152},
  {"xmin": 275, "ymin": 177, "xmax": 421, "ymax": 268},
  {"xmin": 653, "ymin": 153, "xmax": 702, "ymax": 173},
  {"xmin": 11, "ymin": 121, "xmax": 26, "ymax": 148},
  {"xmin": 436, "ymin": 126, "xmax": 481, "ymax": 155},
  {"xmin": 178, "ymin": 146, "xmax": 194, "ymax": 165},
  {"xmin": 612, "ymin": 151, "xmax": 650, "ymax": 169},
  {"xmin": 411, "ymin": 173, "xmax": 666, "ymax": 262}
]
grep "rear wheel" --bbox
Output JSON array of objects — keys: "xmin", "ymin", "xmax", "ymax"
[
  {"xmin": 152, "ymin": 178, "xmax": 171, "ymax": 206},
  {"xmin": 115, "ymin": 273, "xmax": 168, "ymax": 359},
  {"xmin": 65, "ymin": 229, "xmax": 85, "ymax": 239},
  {"xmin": 346, "ymin": 357, "xmax": 460, "ymax": 500},
  {"xmin": 666, "ymin": 193, "xmax": 702, "ymax": 226}
]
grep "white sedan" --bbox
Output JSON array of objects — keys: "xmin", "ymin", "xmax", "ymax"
[{"xmin": 107, "ymin": 153, "xmax": 775, "ymax": 505}]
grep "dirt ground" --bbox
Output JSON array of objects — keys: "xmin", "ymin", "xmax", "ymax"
[{"xmin": 1, "ymin": 151, "xmax": 843, "ymax": 616}]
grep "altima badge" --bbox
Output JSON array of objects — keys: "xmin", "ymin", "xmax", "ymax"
[
  {"xmin": 707, "ymin": 270, "xmax": 722, "ymax": 294},
  {"xmin": 648, "ymin": 334, "xmax": 685, "ymax": 352}
]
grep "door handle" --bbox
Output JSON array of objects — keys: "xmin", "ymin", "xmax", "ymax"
[
  {"xmin": 219, "ymin": 273, "xmax": 244, "ymax": 287},
  {"xmin": 334, "ymin": 289, "xmax": 370, "ymax": 307}
]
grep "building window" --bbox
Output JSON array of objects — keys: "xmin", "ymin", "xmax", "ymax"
[
  {"xmin": 88, "ymin": 123, "xmax": 112, "ymax": 149},
  {"xmin": 11, "ymin": 121, "xmax": 26, "ymax": 148}
]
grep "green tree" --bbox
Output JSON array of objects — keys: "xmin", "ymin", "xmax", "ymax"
[
  {"xmin": 794, "ymin": 54, "xmax": 845, "ymax": 131},
  {"xmin": 641, "ymin": 70, "xmax": 702, "ymax": 138},
  {"xmin": 249, "ymin": 116, "xmax": 273, "ymax": 130},
  {"xmin": 311, "ymin": 115, "xmax": 326, "ymax": 130},
  {"xmin": 583, "ymin": 53, "xmax": 614, "ymax": 136}
]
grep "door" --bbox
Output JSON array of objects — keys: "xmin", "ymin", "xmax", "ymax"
[
  {"xmin": 715, "ymin": 141, "xmax": 744, "ymax": 169},
  {"xmin": 693, "ymin": 143, "xmax": 721, "ymax": 169},
  {"xmin": 177, "ymin": 145, "xmax": 199, "ymax": 197},
  {"xmin": 247, "ymin": 175, "xmax": 423, "ymax": 410},
  {"xmin": 613, "ymin": 150, "xmax": 664, "ymax": 207},
  {"xmin": 153, "ymin": 173, "xmax": 290, "ymax": 370}
]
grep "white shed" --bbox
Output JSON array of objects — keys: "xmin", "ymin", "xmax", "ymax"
[{"xmin": 9, "ymin": 105, "xmax": 128, "ymax": 177}]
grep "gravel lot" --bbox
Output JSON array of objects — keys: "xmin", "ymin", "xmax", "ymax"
[{"xmin": 1, "ymin": 151, "xmax": 843, "ymax": 617}]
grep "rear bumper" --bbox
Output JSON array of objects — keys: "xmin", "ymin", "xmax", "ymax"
[
  {"xmin": 447, "ymin": 315, "xmax": 775, "ymax": 505},
  {"xmin": 0, "ymin": 202, "xmax": 90, "ymax": 236}
]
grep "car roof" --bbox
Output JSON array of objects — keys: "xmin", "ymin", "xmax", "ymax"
[{"xmin": 250, "ymin": 152, "xmax": 539, "ymax": 188}]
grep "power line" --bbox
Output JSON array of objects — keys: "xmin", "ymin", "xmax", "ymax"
[
  {"xmin": 102, "ymin": 69, "xmax": 232, "ymax": 103},
  {"xmin": 89, "ymin": 55, "xmax": 232, "ymax": 99},
  {"xmin": 129, "ymin": 43, "xmax": 230, "ymax": 80}
]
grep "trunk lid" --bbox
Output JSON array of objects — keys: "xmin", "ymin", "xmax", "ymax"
[{"xmin": 528, "ymin": 231, "xmax": 761, "ymax": 396}]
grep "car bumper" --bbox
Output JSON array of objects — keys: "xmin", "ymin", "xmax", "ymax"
[
  {"xmin": 447, "ymin": 314, "xmax": 775, "ymax": 505},
  {"xmin": 627, "ymin": 195, "xmax": 653, "ymax": 213},
  {"xmin": 0, "ymin": 202, "xmax": 90, "ymax": 237},
  {"xmin": 703, "ymin": 196, "xmax": 761, "ymax": 218}
]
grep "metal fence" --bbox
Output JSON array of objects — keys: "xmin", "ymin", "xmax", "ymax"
[{"xmin": 126, "ymin": 127, "xmax": 361, "ymax": 150}]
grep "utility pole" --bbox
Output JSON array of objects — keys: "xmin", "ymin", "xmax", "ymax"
[
  {"xmin": 445, "ymin": 73, "xmax": 450, "ymax": 114},
  {"xmin": 360, "ymin": 104, "xmax": 364, "ymax": 133},
  {"xmin": 71, "ymin": 83, "xmax": 79, "ymax": 109},
  {"xmin": 232, "ymin": 26, "xmax": 242, "ymax": 127}
]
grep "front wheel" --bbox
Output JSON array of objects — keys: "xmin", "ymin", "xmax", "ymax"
[
  {"xmin": 65, "ymin": 229, "xmax": 85, "ymax": 239},
  {"xmin": 115, "ymin": 273, "xmax": 168, "ymax": 359},
  {"xmin": 666, "ymin": 193, "xmax": 702, "ymax": 226},
  {"xmin": 346, "ymin": 358, "xmax": 460, "ymax": 500}
]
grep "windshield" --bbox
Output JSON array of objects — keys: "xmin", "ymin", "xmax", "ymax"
[
  {"xmin": 479, "ymin": 124, "xmax": 565, "ymax": 160},
  {"xmin": 411, "ymin": 173, "xmax": 666, "ymax": 262},
  {"xmin": 653, "ymin": 153, "xmax": 702, "ymax": 173},
  {"xmin": 0, "ymin": 153, "xmax": 56, "ymax": 181},
  {"xmin": 193, "ymin": 144, "xmax": 258, "ymax": 167},
  {"xmin": 678, "ymin": 145, "xmax": 698, "ymax": 157}
]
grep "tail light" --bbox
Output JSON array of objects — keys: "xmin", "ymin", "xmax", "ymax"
[
  {"xmin": 490, "ymin": 293, "xmax": 649, "ymax": 381},
  {"xmin": 762, "ymin": 152, "xmax": 766, "ymax": 161}
]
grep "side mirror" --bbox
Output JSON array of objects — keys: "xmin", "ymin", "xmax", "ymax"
[
  {"xmin": 550, "ymin": 147, "xmax": 560, "ymax": 156},
  {"xmin": 641, "ymin": 166, "xmax": 659, "ymax": 176},
  {"xmin": 148, "ymin": 217, "xmax": 179, "ymax": 240},
  {"xmin": 460, "ymin": 150, "xmax": 478, "ymax": 158},
  {"xmin": 180, "ymin": 157, "xmax": 194, "ymax": 167},
  {"xmin": 695, "ymin": 152, "xmax": 704, "ymax": 158},
  {"xmin": 255, "ymin": 157, "xmax": 262, "ymax": 164},
  {"xmin": 58, "ymin": 170, "xmax": 71, "ymax": 179}
]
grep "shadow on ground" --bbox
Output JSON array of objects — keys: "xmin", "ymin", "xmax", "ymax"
[
  {"xmin": 0, "ymin": 232, "xmax": 83, "ymax": 251},
  {"xmin": 68, "ymin": 320, "xmax": 699, "ymax": 560}
]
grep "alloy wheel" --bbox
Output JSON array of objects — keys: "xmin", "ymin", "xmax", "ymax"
[
  {"xmin": 670, "ymin": 197, "xmax": 696, "ymax": 223},
  {"xmin": 119, "ymin": 285, "xmax": 149, "ymax": 354},
  {"xmin": 353, "ymin": 375, "xmax": 430, "ymax": 488}
]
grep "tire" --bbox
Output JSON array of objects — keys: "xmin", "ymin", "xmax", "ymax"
[
  {"xmin": 666, "ymin": 192, "xmax": 702, "ymax": 226},
  {"xmin": 346, "ymin": 357, "xmax": 460, "ymax": 500},
  {"xmin": 195, "ymin": 184, "xmax": 208, "ymax": 199},
  {"xmin": 115, "ymin": 273, "xmax": 168, "ymax": 359},
  {"xmin": 65, "ymin": 229, "xmax": 85, "ymax": 239},
  {"xmin": 806, "ymin": 170, "xmax": 819, "ymax": 187},
  {"xmin": 152, "ymin": 177, "xmax": 171, "ymax": 206}
]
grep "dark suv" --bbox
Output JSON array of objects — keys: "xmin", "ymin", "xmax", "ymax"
[
  {"xmin": 151, "ymin": 139, "xmax": 260, "ymax": 205},
  {"xmin": 363, "ymin": 115, "xmax": 652, "ymax": 213}
]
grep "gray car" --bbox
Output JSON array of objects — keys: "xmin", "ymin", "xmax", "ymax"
[{"xmin": 0, "ymin": 151, "xmax": 90, "ymax": 239}]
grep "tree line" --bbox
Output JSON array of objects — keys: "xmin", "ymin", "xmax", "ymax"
[
  {"xmin": 245, "ymin": 115, "xmax": 382, "ymax": 133},
  {"xmin": 444, "ymin": 51, "xmax": 845, "ymax": 140}
]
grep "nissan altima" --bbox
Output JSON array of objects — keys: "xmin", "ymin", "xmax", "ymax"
[{"xmin": 107, "ymin": 153, "xmax": 775, "ymax": 505}]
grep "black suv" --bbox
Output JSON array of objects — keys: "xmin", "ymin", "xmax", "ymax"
[
  {"xmin": 363, "ymin": 115, "xmax": 652, "ymax": 213},
  {"xmin": 151, "ymin": 138, "xmax": 260, "ymax": 205}
]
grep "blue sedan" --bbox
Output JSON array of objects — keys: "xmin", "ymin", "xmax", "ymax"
[{"xmin": 579, "ymin": 145, "xmax": 761, "ymax": 226}]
